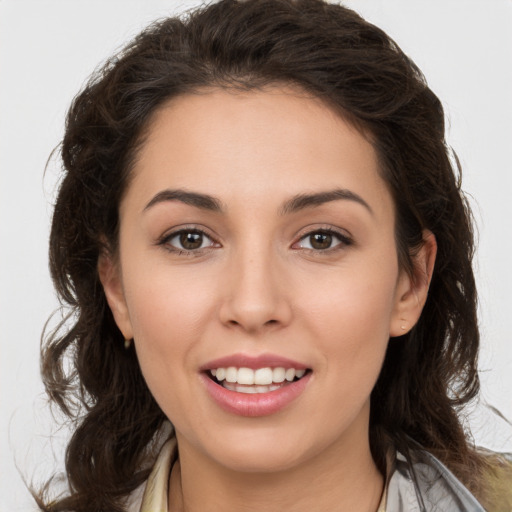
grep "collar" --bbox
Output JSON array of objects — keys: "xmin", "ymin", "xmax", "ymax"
[{"xmin": 138, "ymin": 437, "xmax": 484, "ymax": 512}]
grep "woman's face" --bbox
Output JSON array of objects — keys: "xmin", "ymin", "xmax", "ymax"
[{"xmin": 102, "ymin": 86, "xmax": 428, "ymax": 473}]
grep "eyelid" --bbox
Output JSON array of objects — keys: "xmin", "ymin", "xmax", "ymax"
[
  {"xmin": 157, "ymin": 225, "xmax": 221, "ymax": 253},
  {"xmin": 292, "ymin": 225, "xmax": 353, "ymax": 251}
]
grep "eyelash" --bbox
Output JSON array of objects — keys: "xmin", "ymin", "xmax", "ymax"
[
  {"xmin": 157, "ymin": 227, "xmax": 353, "ymax": 256},
  {"xmin": 157, "ymin": 227, "xmax": 220, "ymax": 256},
  {"xmin": 293, "ymin": 228, "xmax": 353, "ymax": 254}
]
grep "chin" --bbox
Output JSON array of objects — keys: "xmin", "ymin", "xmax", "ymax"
[
  {"xmin": 197, "ymin": 426, "xmax": 309, "ymax": 473},
  {"xmin": 218, "ymin": 448, "xmax": 305, "ymax": 474}
]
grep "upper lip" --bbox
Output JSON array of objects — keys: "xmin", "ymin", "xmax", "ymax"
[{"xmin": 200, "ymin": 353, "xmax": 309, "ymax": 371}]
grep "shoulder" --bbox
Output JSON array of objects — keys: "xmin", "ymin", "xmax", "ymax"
[
  {"xmin": 126, "ymin": 432, "xmax": 177, "ymax": 512},
  {"xmin": 478, "ymin": 448, "xmax": 512, "ymax": 512},
  {"xmin": 386, "ymin": 448, "xmax": 486, "ymax": 512},
  {"xmin": 386, "ymin": 447, "xmax": 512, "ymax": 512}
]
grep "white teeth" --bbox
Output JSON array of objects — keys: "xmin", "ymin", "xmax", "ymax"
[
  {"xmin": 285, "ymin": 368, "xmax": 295, "ymax": 381},
  {"xmin": 209, "ymin": 366, "xmax": 307, "ymax": 386},
  {"xmin": 237, "ymin": 367, "xmax": 255, "ymax": 385},
  {"xmin": 272, "ymin": 367, "xmax": 286, "ymax": 383},
  {"xmin": 223, "ymin": 382, "xmax": 282, "ymax": 393},
  {"xmin": 254, "ymin": 367, "xmax": 273, "ymax": 385},
  {"xmin": 225, "ymin": 366, "xmax": 238, "ymax": 383}
]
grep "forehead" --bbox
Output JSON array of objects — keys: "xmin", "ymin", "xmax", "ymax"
[{"xmin": 124, "ymin": 86, "xmax": 393, "ymax": 219}]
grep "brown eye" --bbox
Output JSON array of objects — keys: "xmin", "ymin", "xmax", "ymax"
[
  {"xmin": 179, "ymin": 231, "xmax": 203, "ymax": 250},
  {"xmin": 309, "ymin": 232, "xmax": 333, "ymax": 250},
  {"xmin": 294, "ymin": 229, "xmax": 351, "ymax": 252},
  {"xmin": 163, "ymin": 229, "xmax": 217, "ymax": 253}
]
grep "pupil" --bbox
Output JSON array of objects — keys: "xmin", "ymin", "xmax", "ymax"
[
  {"xmin": 311, "ymin": 232, "xmax": 331, "ymax": 249},
  {"xmin": 180, "ymin": 232, "xmax": 202, "ymax": 250}
]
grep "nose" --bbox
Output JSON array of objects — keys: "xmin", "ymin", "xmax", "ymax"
[{"xmin": 218, "ymin": 246, "xmax": 292, "ymax": 334}]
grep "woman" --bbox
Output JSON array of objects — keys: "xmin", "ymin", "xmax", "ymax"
[{"xmin": 36, "ymin": 0, "xmax": 511, "ymax": 510}]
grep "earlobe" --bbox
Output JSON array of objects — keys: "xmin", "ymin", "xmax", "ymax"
[
  {"xmin": 390, "ymin": 230, "xmax": 437, "ymax": 337},
  {"xmin": 97, "ymin": 250, "xmax": 134, "ymax": 340}
]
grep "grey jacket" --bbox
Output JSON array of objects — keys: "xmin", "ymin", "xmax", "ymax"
[{"xmin": 387, "ymin": 449, "xmax": 486, "ymax": 511}]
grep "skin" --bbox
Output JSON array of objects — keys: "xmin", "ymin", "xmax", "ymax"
[{"xmin": 99, "ymin": 86, "xmax": 436, "ymax": 511}]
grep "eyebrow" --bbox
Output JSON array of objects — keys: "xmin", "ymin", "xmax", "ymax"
[
  {"xmin": 279, "ymin": 189, "xmax": 373, "ymax": 216},
  {"xmin": 144, "ymin": 189, "xmax": 223, "ymax": 212},
  {"xmin": 143, "ymin": 187, "xmax": 373, "ymax": 216}
]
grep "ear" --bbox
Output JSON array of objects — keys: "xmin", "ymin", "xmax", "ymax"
[
  {"xmin": 389, "ymin": 230, "xmax": 437, "ymax": 337},
  {"xmin": 98, "ymin": 249, "xmax": 134, "ymax": 340}
]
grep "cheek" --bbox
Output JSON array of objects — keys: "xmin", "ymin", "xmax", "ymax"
[
  {"xmin": 298, "ymin": 251, "xmax": 399, "ymax": 377},
  {"xmin": 120, "ymin": 263, "xmax": 219, "ymax": 408},
  {"xmin": 295, "ymin": 273, "xmax": 396, "ymax": 435},
  {"xmin": 123, "ymin": 261, "xmax": 217, "ymax": 343},
  {"xmin": 122, "ymin": 275, "xmax": 209, "ymax": 425},
  {"xmin": 303, "ymin": 263, "xmax": 397, "ymax": 333}
]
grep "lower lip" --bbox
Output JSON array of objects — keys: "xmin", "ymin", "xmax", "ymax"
[{"xmin": 201, "ymin": 372, "xmax": 311, "ymax": 417}]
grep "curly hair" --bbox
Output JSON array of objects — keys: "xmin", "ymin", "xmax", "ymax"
[{"xmin": 39, "ymin": 0, "xmax": 490, "ymax": 509}]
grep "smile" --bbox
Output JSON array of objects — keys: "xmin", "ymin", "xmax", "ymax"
[
  {"xmin": 210, "ymin": 366, "xmax": 307, "ymax": 394},
  {"xmin": 201, "ymin": 356, "xmax": 312, "ymax": 416}
]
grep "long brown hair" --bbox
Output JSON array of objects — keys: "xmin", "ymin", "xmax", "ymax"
[{"xmin": 39, "ymin": 0, "xmax": 489, "ymax": 509}]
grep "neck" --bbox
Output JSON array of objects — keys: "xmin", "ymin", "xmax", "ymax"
[{"xmin": 169, "ymin": 411, "xmax": 384, "ymax": 512}]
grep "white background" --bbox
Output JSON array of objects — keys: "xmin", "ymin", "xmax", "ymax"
[{"xmin": 1, "ymin": 1, "xmax": 511, "ymax": 510}]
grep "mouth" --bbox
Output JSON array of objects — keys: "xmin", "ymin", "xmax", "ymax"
[
  {"xmin": 206, "ymin": 366, "xmax": 311, "ymax": 394},
  {"xmin": 200, "ymin": 354, "xmax": 312, "ymax": 416}
]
